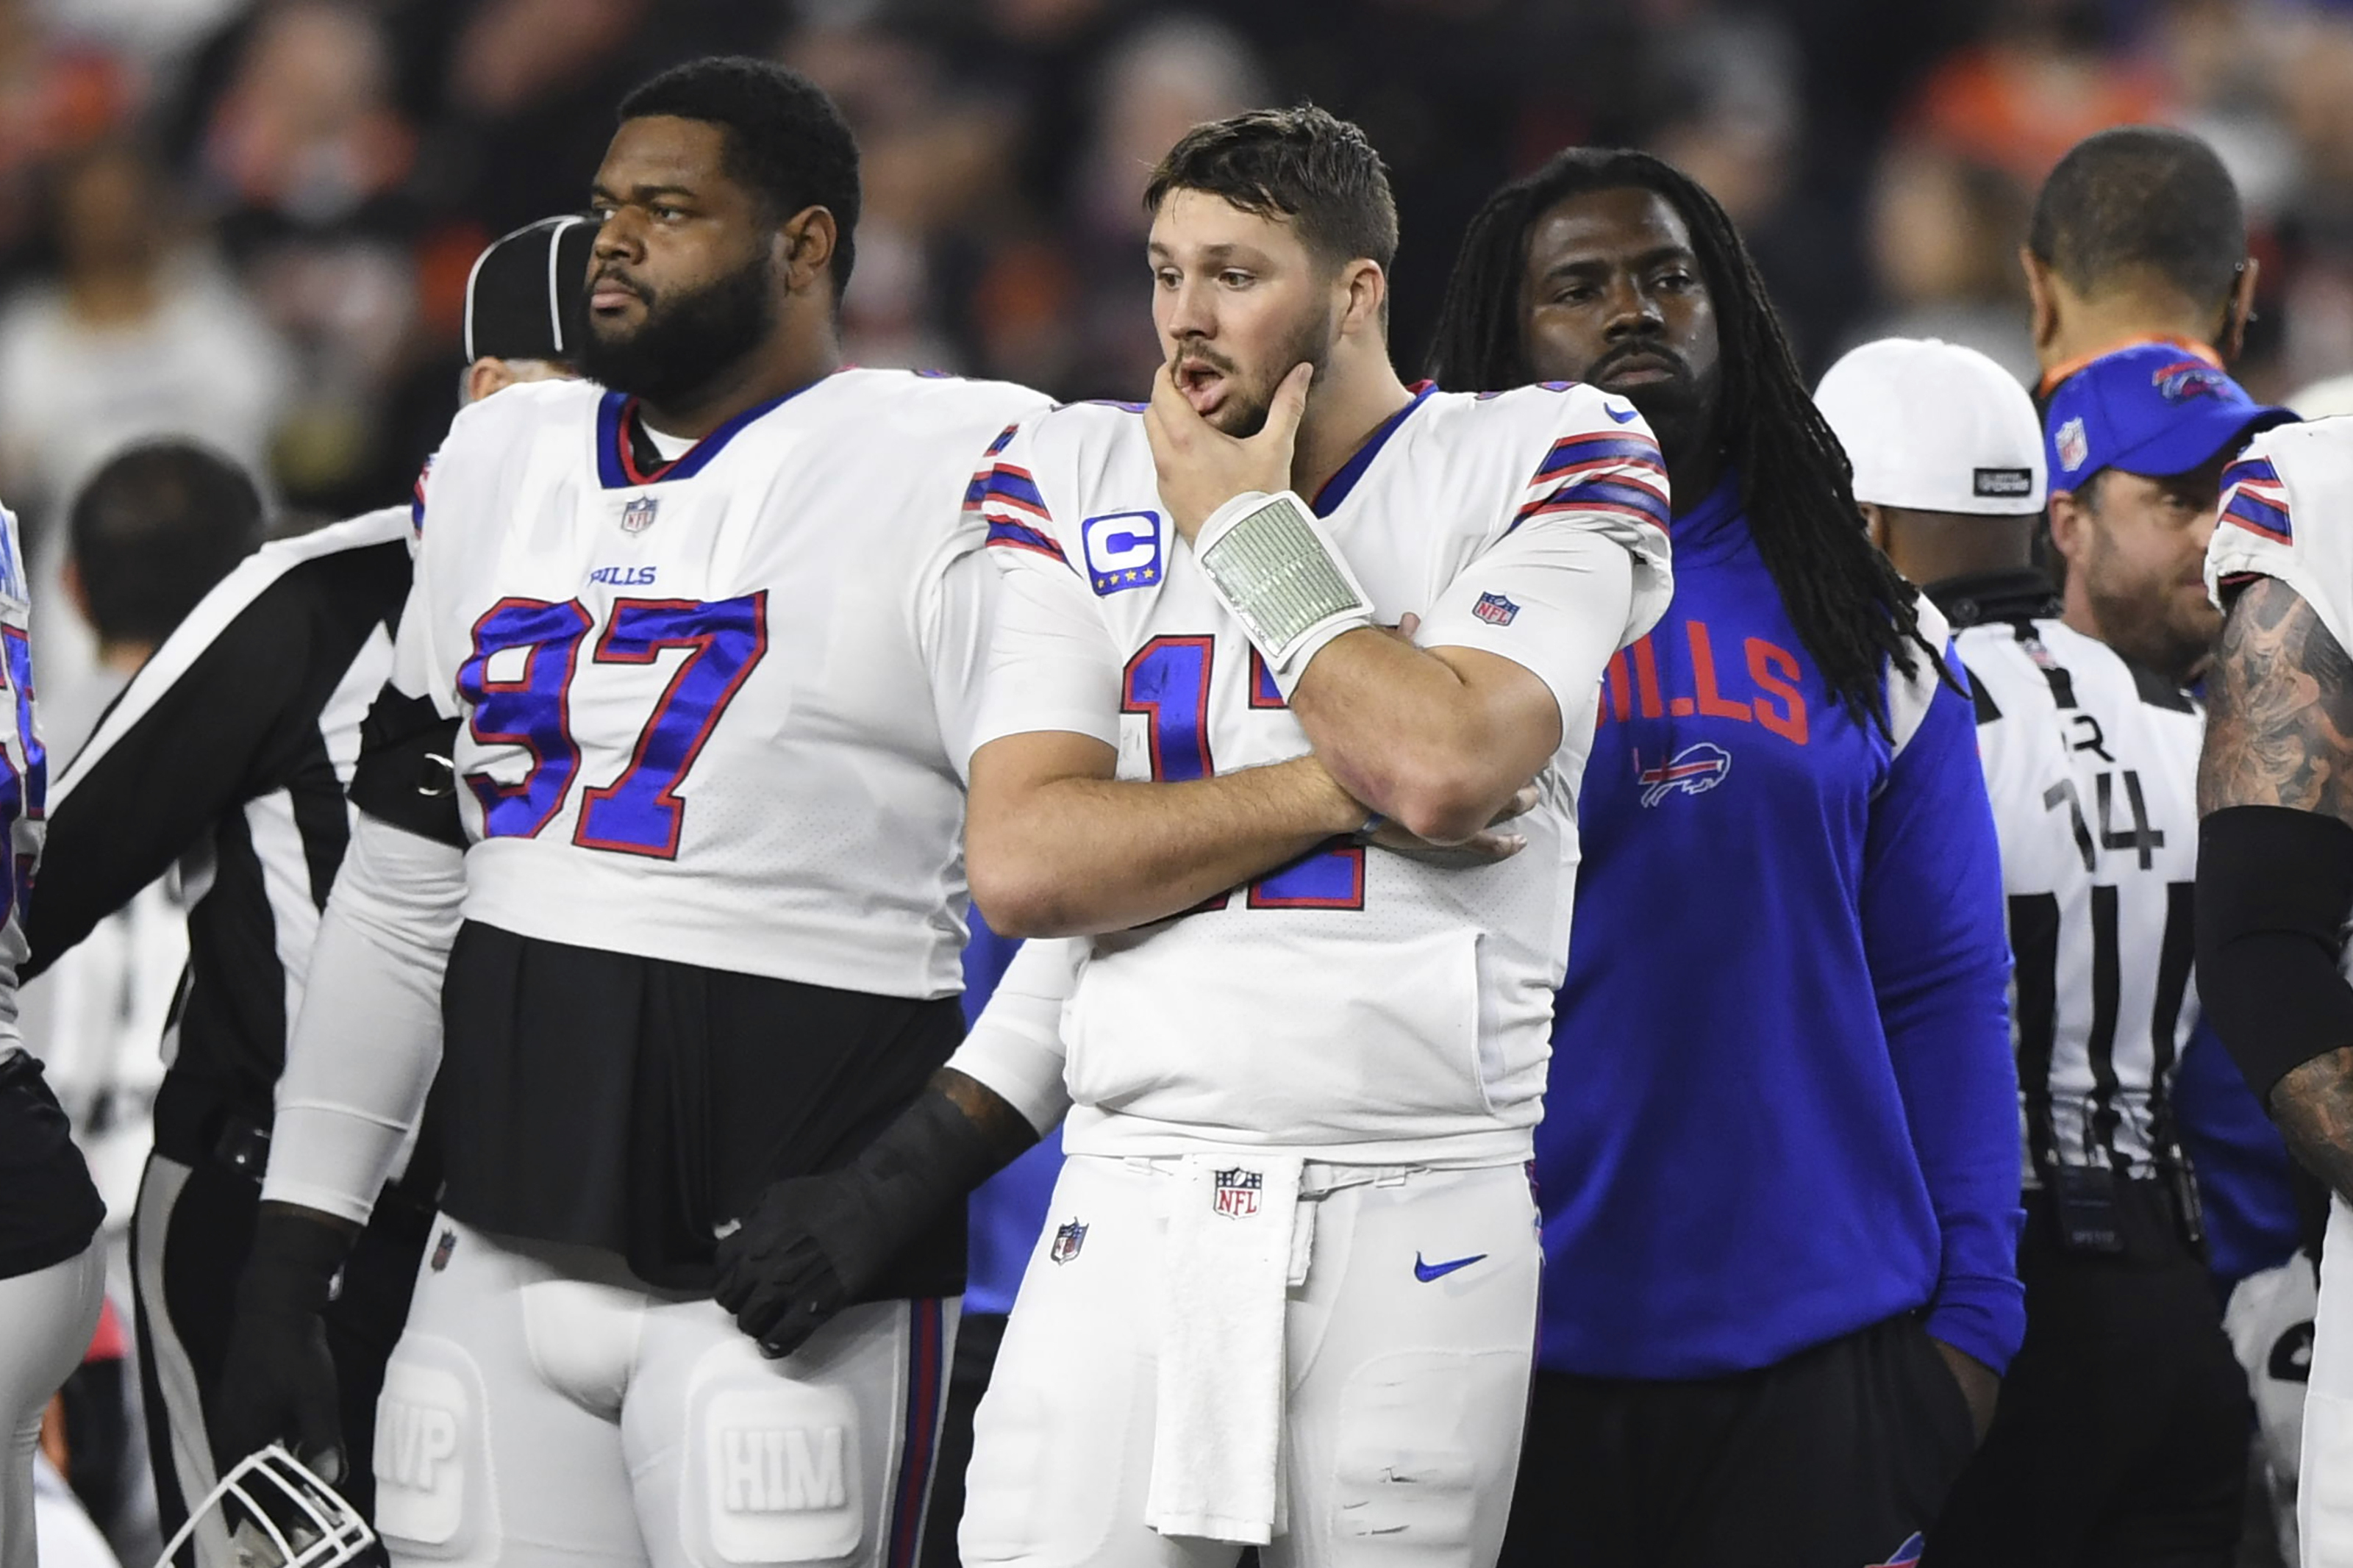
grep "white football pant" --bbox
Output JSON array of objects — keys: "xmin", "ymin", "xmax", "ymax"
[
  {"xmin": 961, "ymin": 1156, "xmax": 1540, "ymax": 1568},
  {"xmin": 0, "ymin": 1243, "xmax": 104, "ymax": 1568},
  {"xmin": 371, "ymin": 1217, "xmax": 954, "ymax": 1568},
  {"xmin": 2307, "ymin": 1196, "xmax": 2353, "ymax": 1564}
]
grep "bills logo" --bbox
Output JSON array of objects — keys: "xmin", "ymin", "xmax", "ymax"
[
  {"xmin": 621, "ymin": 495, "xmax": 659, "ymax": 534},
  {"xmin": 1637, "ymin": 742, "xmax": 1732, "ymax": 807},
  {"xmin": 1050, "ymin": 1219, "xmax": 1088, "ymax": 1264},
  {"xmin": 1473, "ymin": 592, "xmax": 1520, "ymax": 626},
  {"xmin": 1082, "ymin": 510, "xmax": 1161, "ymax": 595},
  {"xmin": 1213, "ymin": 1167, "xmax": 1263, "ymax": 1219},
  {"xmin": 2055, "ymin": 416, "xmax": 2089, "ymax": 475},
  {"xmin": 2154, "ymin": 359, "xmax": 2227, "ymax": 403}
]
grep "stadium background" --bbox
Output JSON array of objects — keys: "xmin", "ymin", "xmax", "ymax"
[{"xmin": 2, "ymin": 0, "xmax": 2346, "ymax": 553}]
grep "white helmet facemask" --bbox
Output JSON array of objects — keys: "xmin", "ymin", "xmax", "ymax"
[{"xmin": 154, "ymin": 1445, "xmax": 375, "ymax": 1568}]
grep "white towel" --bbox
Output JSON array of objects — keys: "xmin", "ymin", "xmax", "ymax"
[{"xmin": 1144, "ymin": 1153, "xmax": 1304, "ymax": 1544}]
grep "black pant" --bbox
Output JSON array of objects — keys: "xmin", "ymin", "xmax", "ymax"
[
  {"xmin": 1501, "ymin": 1313, "xmax": 1977, "ymax": 1568},
  {"xmin": 1929, "ymin": 1181, "xmax": 2249, "ymax": 1567},
  {"xmin": 132, "ymin": 1096, "xmax": 430, "ymax": 1564}
]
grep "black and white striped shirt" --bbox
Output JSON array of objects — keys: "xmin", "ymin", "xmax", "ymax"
[
  {"xmin": 1940, "ymin": 570, "xmax": 2203, "ymax": 1185},
  {"xmin": 24, "ymin": 506, "xmax": 411, "ymax": 1121}
]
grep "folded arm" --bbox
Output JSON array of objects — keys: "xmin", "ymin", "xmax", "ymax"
[{"xmin": 966, "ymin": 729, "xmax": 1364, "ymax": 939}]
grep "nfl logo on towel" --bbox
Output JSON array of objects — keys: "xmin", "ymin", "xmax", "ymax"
[
  {"xmin": 1050, "ymin": 1219, "xmax": 1087, "ymax": 1264},
  {"xmin": 1473, "ymin": 591, "xmax": 1519, "ymax": 626},
  {"xmin": 1213, "ymin": 1167, "xmax": 1263, "ymax": 1219},
  {"xmin": 621, "ymin": 495, "xmax": 659, "ymax": 534}
]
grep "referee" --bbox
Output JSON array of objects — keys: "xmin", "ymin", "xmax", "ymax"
[
  {"xmin": 1821, "ymin": 337, "xmax": 2288, "ymax": 1562},
  {"xmin": 24, "ymin": 214, "xmax": 592, "ymax": 1564}
]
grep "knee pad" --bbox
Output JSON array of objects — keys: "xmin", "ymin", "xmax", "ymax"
[
  {"xmin": 1326, "ymin": 1350, "xmax": 1526, "ymax": 1562},
  {"xmin": 374, "ymin": 1334, "xmax": 495, "ymax": 1563},
  {"xmin": 684, "ymin": 1333, "xmax": 866, "ymax": 1567}
]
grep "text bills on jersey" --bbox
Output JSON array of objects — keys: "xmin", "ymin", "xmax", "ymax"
[
  {"xmin": 395, "ymin": 370, "xmax": 1051, "ymax": 999},
  {"xmin": 971, "ymin": 382, "xmax": 1672, "ymax": 1164}
]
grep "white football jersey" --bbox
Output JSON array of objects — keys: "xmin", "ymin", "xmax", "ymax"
[
  {"xmin": 2209, "ymin": 418, "xmax": 2353, "ymax": 658},
  {"xmin": 973, "ymin": 382, "xmax": 1672, "ymax": 1163},
  {"xmin": 394, "ymin": 369, "xmax": 1051, "ymax": 998}
]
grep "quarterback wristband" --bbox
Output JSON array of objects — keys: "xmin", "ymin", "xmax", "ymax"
[{"xmin": 1194, "ymin": 490, "xmax": 1372, "ymax": 695}]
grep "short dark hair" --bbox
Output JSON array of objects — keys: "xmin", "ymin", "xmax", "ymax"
[
  {"xmin": 70, "ymin": 441, "xmax": 263, "ymax": 648},
  {"xmin": 618, "ymin": 56, "xmax": 862, "ymax": 293},
  {"xmin": 1427, "ymin": 146, "xmax": 1943, "ymax": 736},
  {"xmin": 2028, "ymin": 126, "xmax": 2246, "ymax": 312},
  {"xmin": 1143, "ymin": 104, "xmax": 1399, "ymax": 275}
]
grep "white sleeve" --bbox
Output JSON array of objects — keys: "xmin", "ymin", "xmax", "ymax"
[
  {"xmin": 384, "ymin": 573, "xmax": 450, "ymax": 714},
  {"xmin": 1417, "ymin": 395, "xmax": 1672, "ymax": 720},
  {"xmin": 260, "ymin": 815, "xmax": 464, "ymax": 1222},
  {"xmin": 2207, "ymin": 423, "xmax": 2353, "ymax": 660},
  {"xmin": 1418, "ymin": 523, "xmax": 1658, "ymax": 728},
  {"xmin": 965, "ymin": 422, "xmax": 1122, "ymax": 751},
  {"xmin": 921, "ymin": 535, "xmax": 1002, "ymax": 782},
  {"xmin": 943, "ymin": 937, "xmax": 1076, "ymax": 1134}
]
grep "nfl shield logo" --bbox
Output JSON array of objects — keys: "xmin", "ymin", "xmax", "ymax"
[
  {"xmin": 621, "ymin": 495, "xmax": 659, "ymax": 534},
  {"xmin": 1213, "ymin": 1167, "xmax": 1263, "ymax": 1219},
  {"xmin": 1473, "ymin": 592, "xmax": 1519, "ymax": 626},
  {"xmin": 430, "ymin": 1228, "xmax": 456, "ymax": 1272},
  {"xmin": 1050, "ymin": 1219, "xmax": 1087, "ymax": 1264},
  {"xmin": 2055, "ymin": 416, "xmax": 2089, "ymax": 475}
]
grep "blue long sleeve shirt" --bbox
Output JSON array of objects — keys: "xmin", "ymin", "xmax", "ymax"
[{"xmin": 1535, "ymin": 476, "xmax": 2024, "ymax": 1380}]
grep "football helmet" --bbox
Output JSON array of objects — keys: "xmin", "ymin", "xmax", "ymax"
[{"xmin": 154, "ymin": 1445, "xmax": 374, "ymax": 1568}]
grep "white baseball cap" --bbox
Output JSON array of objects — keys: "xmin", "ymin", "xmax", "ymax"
[{"xmin": 1815, "ymin": 337, "xmax": 2047, "ymax": 515}]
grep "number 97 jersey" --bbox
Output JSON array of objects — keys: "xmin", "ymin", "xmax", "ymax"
[{"xmin": 394, "ymin": 370, "xmax": 1051, "ymax": 999}]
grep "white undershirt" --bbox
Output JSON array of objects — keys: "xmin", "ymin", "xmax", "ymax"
[{"xmin": 643, "ymin": 422, "xmax": 694, "ymax": 461}]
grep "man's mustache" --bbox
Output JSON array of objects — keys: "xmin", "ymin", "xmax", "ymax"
[{"xmin": 1590, "ymin": 343, "xmax": 1690, "ymax": 382}]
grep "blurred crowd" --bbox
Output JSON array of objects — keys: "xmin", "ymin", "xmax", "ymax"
[{"xmin": 8, "ymin": 0, "xmax": 2353, "ymax": 551}]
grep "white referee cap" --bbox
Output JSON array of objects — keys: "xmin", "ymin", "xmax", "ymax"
[{"xmin": 1815, "ymin": 337, "xmax": 2047, "ymax": 516}]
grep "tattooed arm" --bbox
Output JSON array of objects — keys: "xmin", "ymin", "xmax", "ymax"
[{"xmin": 2199, "ymin": 575, "xmax": 2353, "ymax": 1200}]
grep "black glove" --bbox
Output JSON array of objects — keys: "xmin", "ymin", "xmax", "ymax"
[
  {"xmin": 213, "ymin": 1208, "xmax": 351, "ymax": 1482},
  {"xmin": 714, "ymin": 1082, "xmax": 1015, "ymax": 1359}
]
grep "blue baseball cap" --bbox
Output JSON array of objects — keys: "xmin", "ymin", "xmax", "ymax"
[{"xmin": 2044, "ymin": 343, "xmax": 2293, "ymax": 491}]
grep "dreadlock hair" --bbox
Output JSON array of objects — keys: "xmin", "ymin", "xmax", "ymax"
[{"xmin": 1426, "ymin": 146, "xmax": 1942, "ymax": 735}]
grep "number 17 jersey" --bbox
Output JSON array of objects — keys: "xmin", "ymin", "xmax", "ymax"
[
  {"xmin": 395, "ymin": 369, "xmax": 1051, "ymax": 999},
  {"xmin": 972, "ymin": 383, "xmax": 1673, "ymax": 1164}
]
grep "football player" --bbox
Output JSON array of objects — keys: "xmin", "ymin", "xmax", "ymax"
[
  {"xmin": 952, "ymin": 106, "xmax": 1671, "ymax": 1567},
  {"xmin": 0, "ymin": 495, "xmax": 104, "ymax": 1568},
  {"xmin": 215, "ymin": 57, "xmax": 1049, "ymax": 1568},
  {"xmin": 2198, "ymin": 419, "xmax": 2353, "ymax": 1562}
]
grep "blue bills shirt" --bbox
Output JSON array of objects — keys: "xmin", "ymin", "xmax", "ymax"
[{"xmin": 1533, "ymin": 475, "xmax": 2025, "ymax": 1378}]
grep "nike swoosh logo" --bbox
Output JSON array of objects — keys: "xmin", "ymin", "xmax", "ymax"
[
  {"xmin": 1605, "ymin": 404, "xmax": 1639, "ymax": 423},
  {"xmin": 1413, "ymin": 1251, "xmax": 1487, "ymax": 1282}
]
